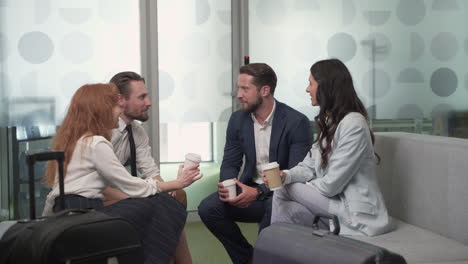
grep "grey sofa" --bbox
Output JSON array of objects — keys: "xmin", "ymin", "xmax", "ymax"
[{"xmin": 350, "ymin": 132, "xmax": 468, "ymax": 264}]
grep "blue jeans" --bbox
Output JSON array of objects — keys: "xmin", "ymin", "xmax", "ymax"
[{"xmin": 198, "ymin": 191, "xmax": 272, "ymax": 264}]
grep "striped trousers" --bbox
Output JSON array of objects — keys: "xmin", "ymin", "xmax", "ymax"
[{"xmin": 54, "ymin": 193, "xmax": 187, "ymax": 264}]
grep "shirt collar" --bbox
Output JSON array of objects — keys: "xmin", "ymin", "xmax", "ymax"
[
  {"xmin": 117, "ymin": 117, "xmax": 128, "ymax": 133},
  {"xmin": 251, "ymin": 100, "xmax": 276, "ymax": 126}
]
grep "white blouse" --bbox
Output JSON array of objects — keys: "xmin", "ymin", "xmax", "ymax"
[
  {"xmin": 111, "ymin": 118, "xmax": 161, "ymax": 179},
  {"xmin": 43, "ymin": 135, "xmax": 159, "ymax": 215}
]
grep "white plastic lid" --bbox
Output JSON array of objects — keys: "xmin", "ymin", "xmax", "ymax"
[
  {"xmin": 222, "ymin": 179, "xmax": 236, "ymax": 187},
  {"xmin": 262, "ymin": 162, "xmax": 279, "ymax": 171},
  {"xmin": 185, "ymin": 153, "xmax": 202, "ymax": 163}
]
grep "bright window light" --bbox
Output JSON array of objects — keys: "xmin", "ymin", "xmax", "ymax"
[{"xmin": 160, "ymin": 122, "xmax": 213, "ymax": 163}]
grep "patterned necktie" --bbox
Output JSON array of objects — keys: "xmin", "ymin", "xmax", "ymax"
[{"xmin": 125, "ymin": 124, "xmax": 137, "ymax": 176}]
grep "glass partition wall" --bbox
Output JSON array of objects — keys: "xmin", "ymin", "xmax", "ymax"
[
  {"xmin": 249, "ymin": 0, "xmax": 468, "ymax": 139},
  {"xmin": 0, "ymin": 0, "xmax": 142, "ymax": 220},
  {"xmin": 157, "ymin": 0, "xmax": 232, "ymax": 210},
  {"xmin": 2, "ymin": 0, "xmax": 468, "ymax": 219}
]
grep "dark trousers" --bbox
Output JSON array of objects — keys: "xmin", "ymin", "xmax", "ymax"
[
  {"xmin": 198, "ymin": 191, "xmax": 272, "ymax": 264},
  {"xmin": 54, "ymin": 193, "xmax": 187, "ymax": 264}
]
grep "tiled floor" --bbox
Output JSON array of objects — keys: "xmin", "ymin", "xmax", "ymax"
[{"xmin": 185, "ymin": 218, "xmax": 258, "ymax": 264}]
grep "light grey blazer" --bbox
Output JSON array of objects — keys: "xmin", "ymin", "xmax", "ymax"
[{"xmin": 285, "ymin": 112, "xmax": 393, "ymax": 236}]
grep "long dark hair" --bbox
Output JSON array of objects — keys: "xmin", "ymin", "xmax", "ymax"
[{"xmin": 311, "ymin": 59, "xmax": 378, "ymax": 168}]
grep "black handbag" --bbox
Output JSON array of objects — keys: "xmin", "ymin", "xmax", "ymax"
[{"xmin": 0, "ymin": 150, "xmax": 144, "ymax": 264}]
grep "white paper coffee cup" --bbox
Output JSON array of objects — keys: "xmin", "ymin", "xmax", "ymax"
[
  {"xmin": 262, "ymin": 162, "xmax": 282, "ymax": 190},
  {"xmin": 184, "ymin": 153, "xmax": 201, "ymax": 170},
  {"xmin": 222, "ymin": 179, "xmax": 237, "ymax": 199}
]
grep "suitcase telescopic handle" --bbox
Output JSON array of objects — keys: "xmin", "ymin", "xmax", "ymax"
[
  {"xmin": 312, "ymin": 214, "xmax": 341, "ymax": 235},
  {"xmin": 26, "ymin": 150, "xmax": 65, "ymax": 162},
  {"xmin": 26, "ymin": 150, "xmax": 65, "ymax": 219}
]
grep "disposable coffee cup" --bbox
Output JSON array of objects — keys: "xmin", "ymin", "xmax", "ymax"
[
  {"xmin": 222, "ymin": 179, "xmax": 237, "ymax": 199},
  {"xmin": 262, "ymin": 162, "xmax": 282, "ymax": 190},
  {"xmin": 184, "ymin": 153, "xmax": 201, "ymax": 170}
]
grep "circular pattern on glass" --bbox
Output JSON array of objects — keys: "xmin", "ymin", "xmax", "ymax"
[
  {"xmin": 430, "ymin": 32, "xmax": 458, "ymax": 61},
  {"xmin": 362, "ymin": 10, "xmax": 391, "ymax": 26},
  {"xmin": 59, "ymin": 8, "xmax": 92, "ymax": 24},
  {"xmin": 183, "ymin": 33, "xmax": 211, "ymax": 63},
  {"xmin": 195, "ymin": 0, "xmax": 211, "ymax": 25},
  {"xmin": 361, "ymin": 69, "xmax": 392, "ymax": 99},
  {"xmin": 397, "ymin": 104, "xmax": 424, "ymax": 119},
  {"xmin": 293, "ymin": 33, "xmax": 322, "ymax": 61},
  {"xmin": 158, "ymin": 70, "xmax": 175, "ymax": 101},
  {"xmin": 60, "ymin": 32, "xmax": 94, "ymax": 64},
  {"xmin": 35, "ymin": 0, "xmax": 51, "ymax": 23},
  {"xmin": 327, "ymin": 33, "xmax": 357, "ymax": 62},
  {"xmin": 216, "ymin": 9, "xmax": 230, "ymax": 25},
  {"xmin": 396, "ymin": 0, "xmax": 426, "ymax": 25},
  {"xmin": 255, "ymin": 0, "xmax": 286, "ymax": 25},
  {"xmin": 361, "ymin": 33, "xmax": 392, "ymax": 62},
  {"xmin": 430, "ymin": 68, "xmax": 457, "ymax": 97},
  {"xmin": 18, "ymin": 31, "xmax": 54, "ymax": 64}
]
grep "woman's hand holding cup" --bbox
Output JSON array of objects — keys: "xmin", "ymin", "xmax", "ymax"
[
  {"xmin": 262, "ymin": 170, "xmax": 286, "ymax": 189},
  {"xmin": 176, "ymin": 164, "xmax": 203, "ymax": 188},
  {"xmin": 262, "ymin": 162, "xmax": 284, "ymax": 190}
]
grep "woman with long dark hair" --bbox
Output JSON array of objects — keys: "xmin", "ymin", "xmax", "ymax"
[
  {"xmin": 43, "ymin": 83, "xmax": 202, "ymax": 263},
  {"xmin": 265, "ymin": 59, "xmax": 393, "ymax": 236}
]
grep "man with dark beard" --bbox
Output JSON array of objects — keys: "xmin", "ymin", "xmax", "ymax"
[
  {"xmin": 105, "ymin": 71, "xmax": 194, "ymax": 264},
  {"xmin": 198, "ymin": 63, "xmax": 312, "ymax": 264}
]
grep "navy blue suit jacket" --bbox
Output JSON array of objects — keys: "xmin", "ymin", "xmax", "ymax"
[{"xmin": 220, "ymin": 101, "xmax": 313, "ymax": 195}]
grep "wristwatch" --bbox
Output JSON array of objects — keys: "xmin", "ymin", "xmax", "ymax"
[{"xmin": 255, "ymin": 186, "xmax": 266, "ymax": 201}]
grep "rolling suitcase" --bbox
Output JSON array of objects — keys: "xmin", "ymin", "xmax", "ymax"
[
  {"xmin": 0, "ymin": 150, "xmax": 144, "ymax": 264},
  {"xmin": 253, "ymin": 214, "xmax": 406, "ymax": 264}
]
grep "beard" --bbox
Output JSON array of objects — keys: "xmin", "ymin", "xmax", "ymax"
[
  {"xmin": 125, "ymin": 109, "xmax": 149, "ymax": 122},
  {"xmin": 241, "ymin": 95, "xmax": 263, "ymax": 113}
]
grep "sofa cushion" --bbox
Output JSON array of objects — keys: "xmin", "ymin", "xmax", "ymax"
[
  {"xmin": 349, "ymin": 220, "xmax": 468, "ymax": 264},
  {"xmin": 374, "ymin": 132, "xmax": 468, "ymax": 245}
]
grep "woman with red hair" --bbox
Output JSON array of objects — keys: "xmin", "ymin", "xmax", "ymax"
[{"xmin": 43, "ymin": 83, "xmax": 201, "ymax": 264}]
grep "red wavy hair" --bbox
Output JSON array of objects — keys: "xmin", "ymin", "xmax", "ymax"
[{"xmin": 44, "ymin": 83, "xmax": 119, "ymax": 187}]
